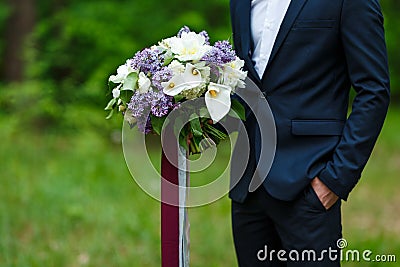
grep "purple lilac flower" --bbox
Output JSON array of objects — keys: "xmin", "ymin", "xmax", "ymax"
[
  {"xmin": 136, "ymin": 116, "xmax": 153, "ymax": 134},
  {"xmin": 177, "ymin": 26, "xmax": 191, "ymax": 37},
  {"xmin": 199, "ymin": 30, "xmax": 210, "ymax": 45},
  {"xmin": 128, "ymin": 90, "xmax": 156, "ymax": 134},
  {"xmin": 151, "ymin": 93, "xmax": 174, "ymax": 117},
  {"xmin": 127, "ymin": 90, "xmax": 153, "ymax": 118},
  {"xmin": 127, "ymin": 89, "xmax": 174, "ymax": 133},
  {"xmin": 209, "ymin": 64, "xmax": 221, "ymax": 79},
  {"xmin": 172, "ymin": 102, "xmax": 181, "ymax": 110},
  {"xmin": 201, "ymin": 48, "xmax": 225, "ymax": 66},
  {"xmin": 130, "ymin": 48, "xmax": 163, "ymax": 75},
  {"xmin": 214, "ymin": 41, "xmax": 236, "ymax": 60},
  {"xmin": 152, "ymin": 67, "xmax": 173, "ymax": 91},
  {"xmin": 201, "ymin": 40, "xmax": 237, "ymax": 66}
]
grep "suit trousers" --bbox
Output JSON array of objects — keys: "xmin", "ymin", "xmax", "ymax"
[{"xmin": 232, "ymin": 185, "xmax": 342, "ymax": 267}]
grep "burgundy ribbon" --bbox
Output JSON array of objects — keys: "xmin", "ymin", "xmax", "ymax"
[{"xmin": 161, "ymin": 147, "xmax": 179, "ymax": 267}]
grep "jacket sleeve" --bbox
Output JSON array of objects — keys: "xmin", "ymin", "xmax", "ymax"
[
  {"xmin": 230, "ymin": 0, "xmax": 242, "ymax": 58},
  {"xmin": 318, "ymin": 0, "xmax": 390, "ymax": 200}
]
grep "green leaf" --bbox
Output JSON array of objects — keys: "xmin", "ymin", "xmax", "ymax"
[
  {"xmin": 163, "ymin": 56, "xmax": 174, "ymax": 66},
  {"xmin": 174, "ymin": 94, "xmax": 185, "ymax": 102},
  {"xmin": 204, "ymin": 124, "xmax": 227, "ymax": 139},
  {"xmin": 122, "ymin": 72, "xmax": 138, "ymax": 91},
  {"xmin": 230, "ymin": 98, "xmax": 246, "ymax": 121},
  {"xmin": 150, "ymin": 115, "xmax": 166, "ymax": 135},
  {"xmin": 179, "ymin": 132, "xmax": 189, "ymax": 151},
  {"xmin": 104, "ymin": 98, "xmax": 116, "ymax": 110},
  {"xmin": 173, "ymin": 117, "xmax": 184, "ymax": 137},
  {"xmin": 108, "ymin": 80, "xmax": 117, "ymax": 92},
  {"xmin": 105, "ymin": 109, "xmax": 114, "ymax": 120},
  {"xmin": 189, "ymin": 114, "xmax": 203, "ymax": 137},
  {"xmin": 163, "ymin": 50, "xmax": 174, "ymax": 66},
  {"xmin": 192, "ymin": 135, "xmax": 203, "ymax": 151},
  {"xmin": 227, "ymin": 109, "xmax": 239, "ymax": 119},
  {"xmin": 119, "ymin": 90, "xmax": 133, "ymax": 105},
  {"xmin": 198, "ymin": 107, "xmax": 210, "ymax": 118}
]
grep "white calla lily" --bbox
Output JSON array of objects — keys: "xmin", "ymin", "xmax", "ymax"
[
  {"xmin": 205, "ymin": 82, "xmax": 232, "ymax": 123},
  {"xmin": 162, "ymin": 75, "xmax": 185, "ymax": 96},
  {"xmin": 162, "ymin": 63, "xmax": 205, "ymax": 96}
]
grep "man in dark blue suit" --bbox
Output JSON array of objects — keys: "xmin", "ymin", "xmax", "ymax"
[{"xmin": 229, "ymin": 0, "xmax": 390, "ymax": 266}]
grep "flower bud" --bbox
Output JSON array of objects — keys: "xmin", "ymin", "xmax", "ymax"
[{"xmin": 118, "ymin": 105, "xmax": 126, "ymax": 112}]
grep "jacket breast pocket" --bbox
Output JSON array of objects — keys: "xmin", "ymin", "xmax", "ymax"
[
  {"xmin": 292, "ymin": 19, "xmax": 335, "ymax": 30},
  {"xmin": 291, "ymin": 119, "xmax": 345, "ymax": 136}
]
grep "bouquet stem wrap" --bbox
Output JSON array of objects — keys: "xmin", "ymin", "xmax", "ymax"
[{"xmin": 161, "ymin": 145, "xmax": 190, "ymax": 267}]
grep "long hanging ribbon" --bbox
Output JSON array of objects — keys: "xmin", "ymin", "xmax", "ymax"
[
  {"xmin": 161, "ymin": 145, "xmax": 190, "ymax": 267},
  {"xmin": 178, "ymin": 146, "xmax": 190, "ymax": 266}
]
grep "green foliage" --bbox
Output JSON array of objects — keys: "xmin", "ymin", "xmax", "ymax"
[
  {"xmin": 150, "ymin": 114, "xmax": 166, "ymax": 135},
  {"xmin": 26, "ymin": 0, "xmax": 231, "ymax": 101},
  {"xmin": 230, "ymin": 98, "xmax": 246, "ymax": 121},
  {"xmin": 190, "ymin": 114, "xmax": 203, "ymax": 137},
  {"xmin": 1, "ymin": 0, "xmax": 231, "ymax": 131},
  {"xmin": 0, "ymin": 81, "xmax": 122, "ymax": 134},
  {"xmin": 0, "ymin": 108, "xmax": 400, "ymax": 266},
  {"xmin": 0, "ymin": 2, "xmax": 11, "ymax": 63},
  {"xmin": 381, "ymin": 0, "xmax": 400, "ymax": 98},
  {"xmin": 1, "ymin": 0, "xmax": 399, "ymax": 132},
  {"xmin": 0, "ymin": 2, "xmax": 398, "ymax": 265}
]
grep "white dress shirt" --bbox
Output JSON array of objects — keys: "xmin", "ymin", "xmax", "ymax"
[{"xmin": 251, "ymin": 0, "xmax": 292, "ymax": 79}]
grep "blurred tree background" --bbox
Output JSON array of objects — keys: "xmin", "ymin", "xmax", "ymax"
[
  {"xmin": 0, "ymin": 0, "xmax": 398, "ymax": 132},
  {"xmin": 0, "ymin": 1, "xmax": 399, "ymax": 266},
  {"xmin": 0, "ymin": 0, "xmax": 232, "ymax": 133}
]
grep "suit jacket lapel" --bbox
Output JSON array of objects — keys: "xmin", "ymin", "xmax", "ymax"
[
  {"xmin": 262, "ymin": 0, "xmax": 308, "ymax": 81},
  {"xmin": 237, "ymin": 0, "xmax": 261, "ymax": 85}
]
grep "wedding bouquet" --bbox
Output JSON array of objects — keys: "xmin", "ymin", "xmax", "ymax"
[{"xmin": 105, "ymin": 26, "xmax": 247, "ymax": 154}]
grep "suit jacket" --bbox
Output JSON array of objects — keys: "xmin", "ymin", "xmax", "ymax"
[{"xmin": 229, "ymin": 0, "xmax": 390, "ymax": 202}]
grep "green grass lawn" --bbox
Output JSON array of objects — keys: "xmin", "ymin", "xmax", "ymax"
[{"xmin": 1, "ymin": 106, "xmax": 399, "ymax": 267}]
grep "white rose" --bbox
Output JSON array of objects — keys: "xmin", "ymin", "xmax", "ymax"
[
  {"xmin": 222, "ymin": 58, "xmax": 247, "ymax": 89},
  {"xmin": 112, "ymin": 85, "xmax": 121, "ymax": 98},
  {"xmin": 168, "ymin": 60, "xmax": 185, "ymax": 75},
  {"xmin": 227, "ymin": 57, "xmax": 245, "ymax": 70},
  {"xmin": 109, "ymin": 60, "xmax": 136, "ymax": 84},
  {"xmin": 159, "ymin": 36, "xmax": 178, "ymax": 50},
  {"xmin": 169, "ymin": 32, "xmax": 212, "ymax": 61}
]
